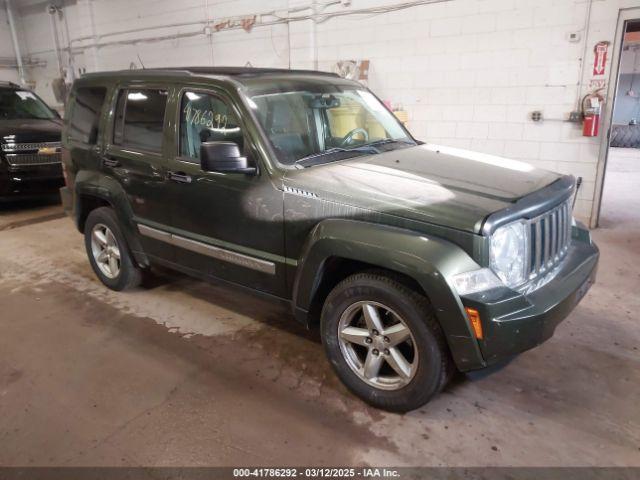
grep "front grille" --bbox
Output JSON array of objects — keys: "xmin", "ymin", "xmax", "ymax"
[
  {"xmin": 2, "ymin": 141, "xmax": 62, "ymax": 169},
  {"xmin": 4, "ymin": 152, "xmax": 62, "ymax": 168},
  {"xmin": 527, "ymin": 199, "xmax": 573, "ymax": 280},
  {"xmin": 1, "ymin": 141, "xmax": 61, "ymax": 152}
]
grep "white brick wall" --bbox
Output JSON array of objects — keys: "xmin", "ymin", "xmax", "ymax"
[{"xmin": 9, "ymin": 0, "xmax": 640, "ymax": 224}]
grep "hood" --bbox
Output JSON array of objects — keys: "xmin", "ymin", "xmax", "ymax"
[
  {"xmin": 283, "ymin": 144, "xmax": 563, "ymax": 233},
  {"xmin": 0, "ymin": 119, "xmax": 62, "ymax": 144}
]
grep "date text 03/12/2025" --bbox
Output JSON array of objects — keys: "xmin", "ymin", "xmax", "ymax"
[{"xmin": 233, "ymin": 468, "xmax": 400, "ymax": 478}]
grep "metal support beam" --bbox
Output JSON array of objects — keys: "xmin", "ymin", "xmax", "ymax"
[{"xmin": 5, "ymin": 0, "xmax": 26, "ymax": 85}]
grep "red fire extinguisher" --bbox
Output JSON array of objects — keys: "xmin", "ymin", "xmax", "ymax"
[
  {"xmin": 583, "ymin": 111, "xmax": 599, "ymax": 137},
  {"xmin": 582, "ymin": 93, "xmax": 603, "ymax": 137}
]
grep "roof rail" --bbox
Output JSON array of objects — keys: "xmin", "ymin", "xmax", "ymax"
[
  {"xmin": 81, "ymin": 66, "xmax": 340, "ymax": 79},
  {"xmin": 168, "ymin": 66, "xmax": 340, "ymax": 77}
]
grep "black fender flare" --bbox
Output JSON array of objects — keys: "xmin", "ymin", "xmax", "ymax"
[
  {"xmin": 292, "ymin": 219, "xmax": 486, "ymax": 371},
  {"xmin": 73, "ymin": 170, "xmax": 150, "ymax": 268}
]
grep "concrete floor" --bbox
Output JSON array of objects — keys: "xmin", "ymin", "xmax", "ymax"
[
  {"xmin": 0, "ymin": 196, "xmax": 63, "ymax": 232},
  {"xmin": 0, "ymin": 155, "xmax": 639, "ymax": 467}
]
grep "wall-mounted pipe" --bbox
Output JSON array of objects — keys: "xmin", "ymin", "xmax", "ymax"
[
  {"xmin": 204, "ymin": 0, "xmax": 214, "ymax": 65},
  {"xmin": 5, "ymin": 0, "xmax": 26, "ymax": 85},
  {"xmin": 60, "ymin": 1, "xmax": 75, "ymax": 81},
  {"xmin": 86, "ymin": 0, "xmax": 100, "ymax": 71},
  {"xmin": 0, "ymin": 56, "xmax": 47, "ymax": 68},
  {"xmin": 575, "ymin": 0, "xmax": 594, "ymax": 109},
  {"xmin": 29, "ymin": 0, "xmax": 452, "ymax": 58},
  {"xmin": 47, "ymin": 4, "xmax": 64, "ymax": 78},
  {"xmin": 310, "ymin": 0, "xmax": 318, "ymax": 70}
]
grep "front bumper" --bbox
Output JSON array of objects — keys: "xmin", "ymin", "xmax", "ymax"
[
  {"xmin": 462, "ymin": 227, "xmax": 599, "ymax": 366},
  {"xmin": 0, "ymin": 165, "xmax": 64, "ymax": 199}
]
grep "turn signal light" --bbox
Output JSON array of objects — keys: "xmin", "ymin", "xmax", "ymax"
[{"xmin": 465, "ymin": 307, "xmax": 483, "ymax": 340}]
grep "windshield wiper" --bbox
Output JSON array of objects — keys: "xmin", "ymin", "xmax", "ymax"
[
  {"xmin": 362, "ymin": 138, "xmax": 415, "ymax": 149},
  {"xmin": 294, "ymin": 139, "xmax": 416, "ymax": 168},
  {"xmin": 294, "ymin": 145, "xmax": 377, "ymax": 167},
  {"xmin": 295, "ymin": 147, "xmax": 347, "ymax": 164}
]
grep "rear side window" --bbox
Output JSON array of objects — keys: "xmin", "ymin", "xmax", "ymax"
[
  {"xmin": 69, "ymin": 87, "xmax": 107, "ymax": 144},
  {"xmin": 113, "ymin": 89, "xmax": 167, "ymax": 153}
]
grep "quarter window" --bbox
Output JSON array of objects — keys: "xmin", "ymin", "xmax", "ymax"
[
  {"xmin": 113, "ymin": 89, "xmax": 167, "ymax": 153},
  {"xmin": 179, "ymin": 91, "xmax": 243, "ymax": 162},
  {"xmin": 69, "ymin": 87, "xmax": 107, "ymax": 144}
]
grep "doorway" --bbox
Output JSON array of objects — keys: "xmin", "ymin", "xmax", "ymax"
[{"xmin": 596, "ymin": 14, "xmax": 640, "ymax": 230}]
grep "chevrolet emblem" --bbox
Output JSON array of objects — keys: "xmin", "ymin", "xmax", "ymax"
[{"xmin": 38, "ymin": 147, "xmax": 58, "ymax": 155}]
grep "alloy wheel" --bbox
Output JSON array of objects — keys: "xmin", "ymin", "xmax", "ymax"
[
  {"xmin": 337, "ymin": 301, "xmax": 418, "ymax": 391},
  {"xmin": 90, "ymin": 223, "xmax": 121, "ymax": 279}
]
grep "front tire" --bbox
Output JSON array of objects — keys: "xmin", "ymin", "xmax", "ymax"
[
  {"xmin": 84, "ymin": 207, "xmax": 142, "ymax": 291},
  {"xmin": 321, "ymin": 272, "xmax": 453, "ymax": 412}
]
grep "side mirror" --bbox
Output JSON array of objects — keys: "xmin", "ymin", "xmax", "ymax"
[{"xmin": 200, "ymin": 141, "xmax": 257, "ymax": 175}]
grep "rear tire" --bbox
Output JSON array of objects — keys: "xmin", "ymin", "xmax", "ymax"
[
  {"xmin": 84, "ymin": 207, "xmax": 142, "ymax": 291},
  {"xmin": 321, "ymin": 272, "xmax": 453, "ymax": 412}
]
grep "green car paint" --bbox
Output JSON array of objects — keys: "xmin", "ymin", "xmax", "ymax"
[{"xmin": 59, "ymin": 68, "xmax": 599, "ymax": 373}]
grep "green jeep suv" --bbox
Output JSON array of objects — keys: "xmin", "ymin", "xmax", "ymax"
[{"xmin": 60, "ymin": 67, "xmax": 599, "ymax": 412}]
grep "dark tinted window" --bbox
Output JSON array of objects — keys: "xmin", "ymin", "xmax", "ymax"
[
  {"xmin": 0, "ymin": 89, "xmax": 56, "ymax": 121},
  {"xmin": 69, "ymin": 87, "xmax": 107, "ymax": 144},
  {"xmin": 113, "ymin": 89, "xmax": 167, "ymax": 152},
  {"xmin": 179, "ymin": 91, "xmax": 243, "ymax": 162}
]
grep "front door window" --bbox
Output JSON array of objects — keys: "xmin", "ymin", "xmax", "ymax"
[{"xmin": 179, "ymin": 91, "xmax": 244, "ymax": 162}]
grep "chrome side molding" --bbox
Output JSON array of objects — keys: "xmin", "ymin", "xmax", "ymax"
[
  {"xmin": 138, "ymin": 224, "xmax": 171, "ymax": 242},
  {"xmin": 137, "ymin": 224, "xmax": 276, "ymax": 275}
]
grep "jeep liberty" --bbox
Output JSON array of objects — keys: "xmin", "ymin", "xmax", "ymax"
[{"xmin": 60, "ymin": 67, "xmax": 599, "ymax": 412}]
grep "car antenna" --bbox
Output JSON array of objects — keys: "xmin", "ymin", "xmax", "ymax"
[{"xmin": 137, "ymin": 54, "xmax": 145, "ymax": 69}]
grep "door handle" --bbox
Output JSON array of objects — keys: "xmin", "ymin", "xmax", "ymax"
[
  {"xmin": 168, "ymin": 171, "xmax": 192, "ymax": 184},
  {"xmin": 102, "ymin": 156, "xmax": 120, "ymax": 168}
]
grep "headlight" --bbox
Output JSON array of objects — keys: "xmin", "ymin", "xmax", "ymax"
[{"xmin": 490, "ymin": 220, "xmax": 527, "ymax": 288}]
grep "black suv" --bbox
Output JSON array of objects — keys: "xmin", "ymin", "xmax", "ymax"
[
  {"xmin": 60, "ymin": 68, "xmax": 598, "ymax": 412},
  {"xmin": 0, "ymin": 81, "xmax": 63, "ymax": 199}
]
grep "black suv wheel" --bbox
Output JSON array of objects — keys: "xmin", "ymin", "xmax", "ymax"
[
  {"xmin": 84, "ymin": 207, "xmax": 142, "ymax": 291},
  {"xmin": 321, "ymin": 272, "xmax": 453, "ymax": 412}
]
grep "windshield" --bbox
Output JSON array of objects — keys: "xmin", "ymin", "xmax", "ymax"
[
  {"xmin": 246, "ymin": 85, "xmax": 414, "ymax": 166},
  {"xmin": 0, "ymin": 89, "xmax": 57, "ymax": 120}
]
